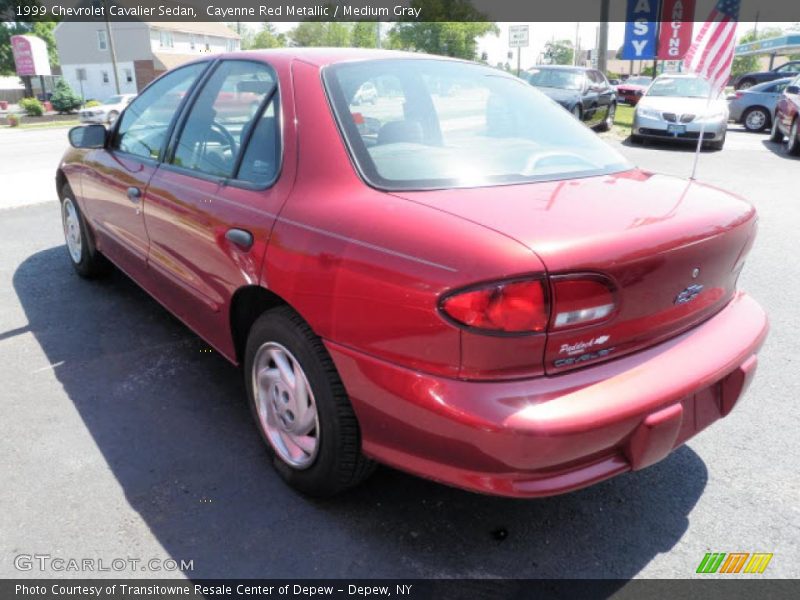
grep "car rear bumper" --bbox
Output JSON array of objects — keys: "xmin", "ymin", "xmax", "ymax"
[{"xmin": 326, "ymin": 292, "xmax": 767, "ymax": 498}]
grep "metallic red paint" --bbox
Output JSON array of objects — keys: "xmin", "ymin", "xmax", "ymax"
[{"xmin": 58, "ymin": 49, "xmax": 768, "ymax": 497}]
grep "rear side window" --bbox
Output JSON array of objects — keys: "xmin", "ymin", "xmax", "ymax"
[
  {"xmin": 171, "ymin": 60, "xmax": 276, "ymax": 179},
  {"xmin": 113, "ymin": 62, "xmax": 206, "ymax": 160},
  {"xmin": 236, "ymin": 98, "xmax": 280, "ymax": 186}
]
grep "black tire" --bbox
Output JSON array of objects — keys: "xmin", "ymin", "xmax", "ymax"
[
  {"xmin": 59, "ymin": 185, "xmax": 111, "ymax": 278},
  {"xmin": 769, "ymin": 114, "xmax": 784, "ymax": 142},
  {"xmin": 742, "ymin": 106, "xmax": 770, "ymax": 132},
  {"xmin": 597, "ymin": 102, "xmax": 616, "ymax": 132},
  {"xmin": 784, "ymin": 119, "xmax": 800, "ymax": 157},
  {"xmin": 244, "ymin": 306, "xmax": 376, "ymax": 497},
  {"xmin": 736, "ymin": 78, "xmax": 755, "ymax": 90},
  {"xmin": 107, "ymin": 110, "xmax": 119, "ymax": 124},
  {"xmin": 630, "ymin": 134, "xmax": 644, "ymax": 145}
]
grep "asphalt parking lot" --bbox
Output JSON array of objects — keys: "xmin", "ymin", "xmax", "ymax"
[{"xmin": 1, "ymin": 124, "xmax": 798, "ymax": 580}]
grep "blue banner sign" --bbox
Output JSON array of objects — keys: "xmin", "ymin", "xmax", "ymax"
[{"xmin": 621, "ymin": 0, "xmax": 662, "ymax": 60}]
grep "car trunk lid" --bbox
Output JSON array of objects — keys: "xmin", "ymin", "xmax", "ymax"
[{"xmin": 392, "ymin": 169, "xmax": 757, "ymax": 374}]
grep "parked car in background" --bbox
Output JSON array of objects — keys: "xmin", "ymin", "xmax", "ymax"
[
  {"xmin": 733, "ymin": 60, "xmax": 800, "ymax": 90},
  {"xmin": 769, "ymin": 74, "xmax": 800, "ymax": 155},
  {"xmin": 632, "ymin": 73, "xmax": 728, "ymax": 150},
  {"xmin": 728, "ymin": 78, "xmax": 793, "ymax": 132},
  {"xmin": 351, "ymin": 81, "xmax": 378, "ymax": 105},
  {"xmin": 615, "ymin": 76, "xmax": 653, "ymax": 105},
  {"xmin": 523, "ymin": 65, "xmax": 616, "ymax": 130},
  {"xmin": 608, "ymin": 78, "xmax": 621, "ymax": 87},
  {"xmin": 58, "ymin": 49, "xmax": 766, "ymax": 498},
  {"xmin": 78, "ymin": 94, "xmax": 136, "ymax": 124}
]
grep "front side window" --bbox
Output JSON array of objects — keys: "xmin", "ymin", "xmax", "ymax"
[
  {"xmin": 324, "ymin": 59, "xmax": 630, "ymax": 191},
  {"xmin": 171, "ymin": 60, "xmax": 276, "ymax": 179},
  {"xmin": 113, "ymin": 62, "xmax": 207, "ymax": 160}
]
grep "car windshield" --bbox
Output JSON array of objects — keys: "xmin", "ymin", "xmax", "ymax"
[
  {"xmin": 104, "ymin": 95, "xmax": 125, "ymax": 105},
  {"xmin": 324, "ymin": 59, "xmax": 630, "ymax": 191},
  {"xmin": 647, "ymin": 77, "xmax": 711, "ymax": 98},
  {"xmin": 525, "ymin": 68, "xmax": 585, "ymax": 90},
  {"xmin": 626, "ymin": 77, "xmax": 652, "ymax": 86}
]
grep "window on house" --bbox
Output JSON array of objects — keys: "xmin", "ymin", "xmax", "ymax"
[
  {"xmin": 97, "ymin": 30, "xmax": 107, "ymax": 51},
  {"xmin": 124, "ymin": 69, "xmax": 133, "ymax": 84},
  {"xmin": 159, "ymin": 30, "xmax": 173, "ymax": 48},
  {"xmin": 101, "ymin": 71, "xmax": 109, "ymax": 84}
]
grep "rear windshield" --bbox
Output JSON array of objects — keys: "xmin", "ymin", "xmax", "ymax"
[{"xmin": 323, "ymin": 59, "xmax": 631, "ymax": 191}]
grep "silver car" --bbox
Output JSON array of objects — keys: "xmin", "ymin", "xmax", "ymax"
[
  {"xmin": 727, "ymin": 77, "xmax": 793, "ymax": 132},
  {"xmin": 632, "ymin": 74, "xmax": 728, "ymax": 150},
  {"xmin": 78, "ymin": 94, "xmax": 136, "ymax": 125}
]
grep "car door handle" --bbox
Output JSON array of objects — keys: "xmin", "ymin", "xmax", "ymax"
[
  {"xmin": 127, "ymin": 187, "xmax": 141, "ymax": 203},
  {"xmin": 225, "ymin": 228, "xmax": 254, "ymax": 251}
]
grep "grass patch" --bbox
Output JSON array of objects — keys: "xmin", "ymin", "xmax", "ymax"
[
  {"xmin": 4, "ymin": 119, "xmax": 80, "ymax": 130},
  {"xmin": 614, "ymin": 104, "xmax": 634, "ymax": 129}
]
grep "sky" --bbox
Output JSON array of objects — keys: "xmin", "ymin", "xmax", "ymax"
[{"xmin": 260, "ymin": 21, "xmax": 786, "ymax": 69}]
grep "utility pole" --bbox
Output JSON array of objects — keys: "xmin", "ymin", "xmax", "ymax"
[
  {"xmin": 597, "ymin": 0, "xmax": 610, "ymax": 74},
  {"xmin": 102, "ymin": 0, "xmax": 120, "ymax": 94},
  {"xmin": 574, "ymin": 22, "xmax": 580, "ymax": 66}
]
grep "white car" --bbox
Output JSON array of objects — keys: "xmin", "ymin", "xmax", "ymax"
[
  {"xmin": 78, "ymin": 94, "xmax": 137, "ymax": 125},
  {"xmin": 632, "ymin": 74, "xmax": 729, "ymax": 150},
  {"xmin": 351, "ymin": 82, "xmax": 378, "ymax": 105}
]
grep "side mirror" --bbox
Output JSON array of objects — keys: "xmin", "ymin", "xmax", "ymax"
[
  {"xmin": 68, "ymin": 124, "xmax": 107, "ymax": 149},
  {"xmin": 786, "ymin": 85, "xmax": 800, "ymax": 95}
]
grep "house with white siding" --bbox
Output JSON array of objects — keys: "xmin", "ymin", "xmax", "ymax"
[{"xmin": 54, "ymin": 21, "xmax": 240, "ymax": 101}]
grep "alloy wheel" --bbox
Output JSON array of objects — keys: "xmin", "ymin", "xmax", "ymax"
[
  {"xmin": 251, "ymin": 342, "xmax": 319, "ymax": 469},
  {"xmin": 744, "ymin": 109, "xmax": 767, "ymax": 131}
]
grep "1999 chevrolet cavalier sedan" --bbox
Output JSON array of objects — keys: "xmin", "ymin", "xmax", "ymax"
[{"xmin": 57, "ymin": 49, "xmax": 768, "ymax": 497}]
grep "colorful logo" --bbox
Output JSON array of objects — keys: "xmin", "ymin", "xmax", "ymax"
[{"xmin": 696, "ymin": 552, "xmax": 773, "ymax": 574}]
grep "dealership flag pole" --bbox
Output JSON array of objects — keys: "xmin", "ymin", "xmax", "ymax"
[{"xmin": 682, "ymin": 0, "xmax": 741, "ymax": 179}]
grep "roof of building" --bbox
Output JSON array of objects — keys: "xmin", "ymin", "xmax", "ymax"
[{"xmin": 146, "ymin": 21, "xmax": 239, "ymax": 39}]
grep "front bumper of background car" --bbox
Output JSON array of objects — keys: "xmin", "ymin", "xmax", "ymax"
[
  {"xmin": 327, "ymin": 293, "xmax": 767, "ymax": 498},
  {"xmin": 633, "ymin": 110, "xmax": 728, "ymax": 142}
]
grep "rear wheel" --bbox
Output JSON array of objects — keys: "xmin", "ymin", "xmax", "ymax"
[
  {"xmin": 60, "ymin": 186, "xmax": 110, "ymax": 278},
  {"xmin": 737, "ymin": 78, "xmax": 755, "ymax": 90},
  {"xmin": 742, "ymin": 106, "xmax": 770, "ymax": 132},
  {"xmin": 245, "ymin": 306, "xmax": 376, "ymax": 496}
]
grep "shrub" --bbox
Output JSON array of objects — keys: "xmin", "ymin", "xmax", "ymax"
[
  {"xmin": 85, "ymin": 99, "xmax": 101, "ymax": 108},
  {"xmin": 50, "ymin": 79, "xmax": 83, "ymax": 113},
  {"xmin": 7, "ymin": 114, "xmax": 20, "ymax": 127},
  {"xmin": 19, "ymin": 97, "xmax": 44, "ymax": 117}
]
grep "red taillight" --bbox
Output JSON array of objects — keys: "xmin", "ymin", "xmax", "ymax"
[
  {"xmin": 441, "ymin": 279, "xmax": 548, "ymax": 333},
  {"xmin": 735, "ymin": 92, "xmax": 744, "ymax": 99},
  {"xmin": 551, "ymin": 276, "xmax": 616, "ymax": 330}
]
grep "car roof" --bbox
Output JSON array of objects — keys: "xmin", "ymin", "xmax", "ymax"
[
  {"xmin": 214, "ymin": 47, "xmax": 465, "ymax": 68},
  {"xmin": 527, "ymin": 65, "xmax": 590, "ymax": 72}
]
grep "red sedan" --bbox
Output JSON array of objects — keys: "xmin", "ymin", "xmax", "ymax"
[
  {"xmin": 57, "ymin": 49, "xmax": 767, "ymax": 498},
  {"xmin": 769, "ymin": 74, "xmax": 800, "ymax": 155},
  {"xmin": 615, "ymin": 76, "xmax": 653, "ymax": 105}
]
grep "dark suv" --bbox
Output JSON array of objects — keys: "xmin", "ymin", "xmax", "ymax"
[{"xmin": 734, "ymin": 60, "xmax": 800, "ymax": 90}]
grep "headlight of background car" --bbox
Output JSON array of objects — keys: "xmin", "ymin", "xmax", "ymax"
[{"xmin": 637, "ymin": 107, "xmax": 661, "ymax": 120}]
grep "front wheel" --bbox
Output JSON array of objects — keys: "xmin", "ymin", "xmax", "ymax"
[
  {"xmin": 597, "ymin": 103, "xmax": 616, "ymax": 132},
  {"xmin": 784, "ymin": 119, "xmax": 800, "ymax": 156},
  {"xmin": 60, "ymin": 187, "xmax": 110, "ymax": 278},
  {"xmin": 769, "ymin": 115, "xmax": 784, "ymax": 143},
  {"xmin": 245, "ymin": 306, "xmax": 376, "ymax": 496}
]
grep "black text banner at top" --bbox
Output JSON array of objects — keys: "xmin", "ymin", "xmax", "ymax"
[{"xmin": 3, "ymin": 0, "xmax": 800, "ymax": 22}]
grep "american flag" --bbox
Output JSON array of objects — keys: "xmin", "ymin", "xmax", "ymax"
[{"xmin": 682, "ymin": 0, "xmax": 742, "ymax": 96}]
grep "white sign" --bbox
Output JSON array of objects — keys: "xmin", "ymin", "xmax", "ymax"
[{"xmin": 509, "ymin": 25, "xmax": 529, "ymax": 48}]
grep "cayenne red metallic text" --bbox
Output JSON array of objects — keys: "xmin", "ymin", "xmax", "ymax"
[{"xmin": 57, "ymin": 49, "xmax": 768, "ymax": 498}]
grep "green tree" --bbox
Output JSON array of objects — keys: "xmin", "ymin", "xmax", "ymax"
[
  {"xmin": 50, "ymin": 78, "xmax": 82, "ymax": 112},
  {"xmin": 0, "ymin": 22, "xmax": 59, "ymax": 75},
  {"xmin": 543, "ymin": 39, "xmax": 574, "ymax": 65},
  {"xmin": 247, "ymin": 23, "xmax": 286, "ymax": 49},
  {"xmin": 351, "ymin": 22, "xmax": 379, "ymax": 48},
  {"xmin": 731, "ymin": 27, "xmax": 784, "ymax": 78},
  {"xmin": 386, "ymin": 0, "xmax": 498, "ymax": 60},
  {"xmin": 388, "ymin": 22, "xmax": 498, "ymax": 60},
  {"xmin": 289, "ymin": 22, "xmax": 352, "ymax": 47}
]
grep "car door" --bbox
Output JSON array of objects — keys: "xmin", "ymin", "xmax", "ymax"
[
  {"xmin": 776, "ymin": 75, "xmax": 800, "ymax": 134},
  {"xmin": 143, "ymin": 59, "xmax": 292, "ymax": 355},
  {"xmin": 79, "ymin": 62, "xmax": 208, "ymax": 280}
]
